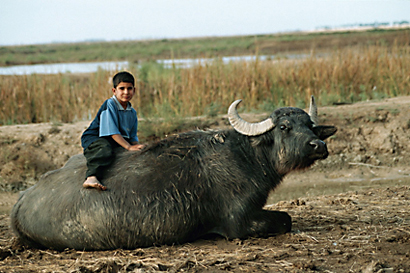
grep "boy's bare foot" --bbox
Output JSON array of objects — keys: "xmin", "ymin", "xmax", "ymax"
[{"xmin": 83, "ymin": 176, "xmax": 107, "ymax": 191}]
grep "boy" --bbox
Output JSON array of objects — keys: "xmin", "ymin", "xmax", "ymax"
[{"xmin": 81, "ymin": 71, "xmax": 144, "ymax": 190}]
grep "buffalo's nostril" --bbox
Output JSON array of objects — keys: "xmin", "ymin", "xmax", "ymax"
[
  {"xmin": 309, "ymin": 139, "xmax": 326, "ymax": 153},
  {"xmin": 309, "ymin": 141, "xmax": 318, "ymax": 150}
]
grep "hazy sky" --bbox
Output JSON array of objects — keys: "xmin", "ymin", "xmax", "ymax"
[{"xmin": 1, "ymin": 0, "xmax": 409, "ymax": 46}]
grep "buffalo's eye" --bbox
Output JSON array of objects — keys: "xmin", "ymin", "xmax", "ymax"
[{"xmin": 280, "ymin": 125, "xmax": 287, "ymax": 131}]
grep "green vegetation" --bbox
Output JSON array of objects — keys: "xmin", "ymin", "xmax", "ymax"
[
  {"xmin": 0, "ymin": 28, "xmax": 409, "ymax": 139},
  {"xmin": 0, "ymin": 28, "xmax": 408, "ymax": 66}
]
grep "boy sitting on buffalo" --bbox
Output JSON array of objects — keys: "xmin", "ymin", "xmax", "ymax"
[{"xmin": 81, "ymin": 71, "xmax": 144, "ymax": 190}]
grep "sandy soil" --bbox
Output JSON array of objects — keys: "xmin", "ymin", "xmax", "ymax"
[{"xmin": 1, "ymin": 96, "xmax": 410, "ymax": 272}]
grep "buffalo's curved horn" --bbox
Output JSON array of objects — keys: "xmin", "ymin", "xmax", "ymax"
[
  {"xmin": 228, "ymin": 100, "xmax": 275, "ymax": 136},
  {"xmin": 308, "ymin": 95, "xmax": 318, "ymax": 126}
]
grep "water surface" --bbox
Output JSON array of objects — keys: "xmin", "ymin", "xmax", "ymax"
[
  {"xmin": 0, "ymin": 54, "xmax": 309, "ymax": 75},
  {"xmin": 0, "ymin": 61, "xmax": 128, "ymax": 75}
]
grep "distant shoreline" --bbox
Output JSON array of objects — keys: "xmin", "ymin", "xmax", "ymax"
[
  {"xmin": 308, "ymin": 24, "xmax": 410, "ymax": 34},
  {"xmin": 1, "ymin": 27, "xmax": 409, "ymax": 68}
]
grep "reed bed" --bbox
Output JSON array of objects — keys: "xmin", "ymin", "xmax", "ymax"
[{"xmin": 1, "ymin": 43, "xmax": 409, "ymax": 134}]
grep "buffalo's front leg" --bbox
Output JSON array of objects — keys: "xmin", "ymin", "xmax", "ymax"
[
  {"xmin": 246, "ymin": 210, "xmax": 292, "ymax": 237},
  {"xmin": 223, "ymin": 210, "xmax": 291, "ymax": 238},
  {"xmin": 210, "ymin": 210, "xmax": 291, "ymax": 239}
]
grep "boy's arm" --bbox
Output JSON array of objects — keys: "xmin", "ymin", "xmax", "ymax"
[{"xmin": 111, "ymin": 134, "xmax": 144, "ymax": 151}]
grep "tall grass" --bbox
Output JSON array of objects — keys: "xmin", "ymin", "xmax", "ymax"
[
  {"xmin": 1, "ymin": 43, "xmax": 409, "ymax": 137},
  {"xmin": 136, "ymin": 42, "xmax": 410, "ymax": 118}
]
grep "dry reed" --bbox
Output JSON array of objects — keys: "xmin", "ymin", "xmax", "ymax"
[{"xmin": 1, "ymin": 43, "xmax": 409, "ymax": 128}]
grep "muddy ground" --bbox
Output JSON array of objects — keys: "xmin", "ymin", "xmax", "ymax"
[{"xmin": 0, "ymin": 97, "xmax": 409, "ymax": 272}]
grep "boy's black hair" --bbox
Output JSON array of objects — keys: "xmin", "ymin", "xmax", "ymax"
[{"xmin": 113, "ymin": 71, "xmax": 135, "ymax": 88}]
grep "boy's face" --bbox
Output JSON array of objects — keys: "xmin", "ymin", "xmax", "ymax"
[{"xmin": 112, "ymin": 82, "xmax": 135, "ymax": 108}]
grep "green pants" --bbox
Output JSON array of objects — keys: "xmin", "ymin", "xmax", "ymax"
[{"xmin": 84, "ymin": 138, "xmax": 118, "ymax": 180}]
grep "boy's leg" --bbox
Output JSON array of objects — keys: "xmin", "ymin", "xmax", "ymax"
[{"xmin": 83, "ymin": 138, "xmax": 115, "ymax": 190}]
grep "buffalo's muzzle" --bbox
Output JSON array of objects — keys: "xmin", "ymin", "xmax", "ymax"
[{"xmin": 309, "ymin": 139, "xmax": 329, "ymax": 158}]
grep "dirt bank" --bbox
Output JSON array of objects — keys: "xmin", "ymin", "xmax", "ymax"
[{"xmin": 1, "ymin": 96, "xmax": 410, "ymax": 272}]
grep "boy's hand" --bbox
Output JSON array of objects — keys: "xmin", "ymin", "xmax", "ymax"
[
  {"xmin": 111, "ymin": 135, "xmax": 145, "ymax": 151},
  {"xmin": 128, "ymin": 144, "xmax": 145, "ymax": 151}
]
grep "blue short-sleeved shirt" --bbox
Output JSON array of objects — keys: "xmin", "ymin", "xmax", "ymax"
[{"xmin": 81, "ymin": 96, "xmax": 138, "ymax": 149}]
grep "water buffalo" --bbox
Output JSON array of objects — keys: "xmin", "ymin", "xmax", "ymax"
[{"xmin": 11, "ymin": 96, "xmax": 336, "ymax": 250}]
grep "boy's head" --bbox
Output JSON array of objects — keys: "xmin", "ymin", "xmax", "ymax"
[
  {"xmin": 113, "ymin": 71, "xmax": 135, "ymax": 88},
  {"xmin": 112, "ymin": 71, "xmax": 136, "ymax": 109}
]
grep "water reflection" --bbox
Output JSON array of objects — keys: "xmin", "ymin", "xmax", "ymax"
[
  {"xmin": 0, "ymin": 54, "xmax": 308, "ymax": 75},
  {"xmin": 157, "ymin": 55, "xmax": 277, "ymax": 69},
  {"xmin": 0, "ymin": 61, "xmax": 128, "ymax": 75}
]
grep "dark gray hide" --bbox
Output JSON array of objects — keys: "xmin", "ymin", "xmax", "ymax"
[{"xmin": 11, "ymin": 99, "xmax": 336, "ymax": 250}]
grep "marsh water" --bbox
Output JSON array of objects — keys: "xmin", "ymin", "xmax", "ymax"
[
  {"xmin": 0, "ymin": 54, "xmax": 310, "ymax": 75},
  {"xmin": 0, "ymin": 61, "xmax": 129, "ymax": 75}
]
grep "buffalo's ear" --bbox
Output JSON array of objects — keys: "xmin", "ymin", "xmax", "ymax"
[{"xmin": 312, "ymin": 126, "xmax": 337, "ymax": 140}]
